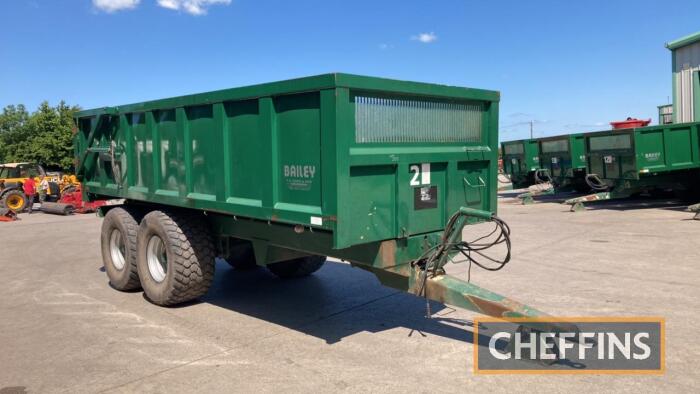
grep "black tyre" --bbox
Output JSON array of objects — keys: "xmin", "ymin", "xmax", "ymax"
[
  {"xmin": 2, "ymin": 189, "xmax": 28, "ymax": 213},
  {"xmin": 136, "ymin": 210, "xmax": 215, "ymax": 306},
  {"xmin": 100, "ymin": 207, "xmax": 141, "ymax": 291},
  {"xmin": 266, "ymin": 255, "xmax": 326, "ymax": 278},
  {"xmin": 225, "ymin": 240, "xmax": 257, "ymax": 270}
]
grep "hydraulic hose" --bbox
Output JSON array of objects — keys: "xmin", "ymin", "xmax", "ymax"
[
  {"xmin": 415, "ymin": 208, "xmax": 512, "ymax": 302},
  {"xmin": 585, "ymin": 174, "xmax": 609, "ymax": 191}
]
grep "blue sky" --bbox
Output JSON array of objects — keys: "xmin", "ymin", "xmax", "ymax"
[{"xmin": 1, "ymin": 0, "xmax": 698, "ymax": 140}]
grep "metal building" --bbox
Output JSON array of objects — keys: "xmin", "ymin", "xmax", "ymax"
[
  {"xmin": 667, "ymin": 32, "xmax": 700, "ymax": 123},
  {"xmin": 658, "ymin": 104, "xmax": 673, "ymax": 125}
]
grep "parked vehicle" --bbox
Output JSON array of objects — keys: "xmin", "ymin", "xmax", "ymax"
[
  {"xmin": 565, "ymin": 122, "xmax": 700, "ymax": 211},
  {"xmin": 74, "ymin": 74, "xmax": 554, "ymax": 323},
  {"xmin": 0, "ymin": 162, "xmax": 68, "ymax": 212},
  {"xmin": 501, "ymin": 139, "xmax": 544, "ymax": 188}
]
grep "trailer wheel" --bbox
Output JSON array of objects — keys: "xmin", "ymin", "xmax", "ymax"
[
  {"xmin": 101, "ymin": 207, "xmax": 141, "ymax": 291},
  {"xmin": 225, "ymin": 240, "xmax": 257, "ymax": 270},
  {"xmin": 136, "ymin": 210, "xmax": 215, "ymax": 306},
  {"xmin": 266, "ymin": 255, "xmax": 326, "ymax": 278}
]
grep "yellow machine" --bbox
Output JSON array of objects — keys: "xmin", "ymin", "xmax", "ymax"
[{"xmin": 0, "ymin": 162, "xmax": 79, "ymax": 212}]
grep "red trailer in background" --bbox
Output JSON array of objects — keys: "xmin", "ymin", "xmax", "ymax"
[{"xmin": 610, "ymin": 117, "xmax": 651, "ymax": 129}]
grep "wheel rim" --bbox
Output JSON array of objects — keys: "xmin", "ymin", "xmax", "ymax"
[
  {"xmin": 6, "ymin": 195, "xmax": 25, "ymax": 210},
  {"xmin": 109, "ymin": 229, "xmax": 126, "ymax": 270},
  {"xmin": 146, "ymin": 235, "xmax": 168, "ymax": 283}
]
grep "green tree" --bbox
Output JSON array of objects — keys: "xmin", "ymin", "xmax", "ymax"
[
  {"xmin": 0, "ymin": 101, "xmax": 80, "ymax": 171},
  {"xmin": 0, "ymin": 104, "xmax": 31, "ymax": 162}
]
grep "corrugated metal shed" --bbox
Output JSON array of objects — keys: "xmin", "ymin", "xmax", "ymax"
[
  {"xmin": 658, "ymin": 104, "xmax": 673, "ymax": 125},
  {"xmin": 666, "ymin": 32, "xmax": 700, "ymax": 123}
]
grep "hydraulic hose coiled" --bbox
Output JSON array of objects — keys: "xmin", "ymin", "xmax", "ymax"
[
  {"xmin": 415, "ymin": 208, "xmax": 512, "ymax": 306},
  {"xmin": 585, "ymin": 173, "xmax": 609, "ymax": 191}
]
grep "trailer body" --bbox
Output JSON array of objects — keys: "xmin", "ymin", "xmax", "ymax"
[
  {"xmin": 566, "ymin": 122, "xmax": 700, "ymax": 210},
  {"xmin": 75, "ymin": 74, "xmax": 555, "ymax": 321},
  {"xmin": 76, "ymin": 74, "xmax": 498, "ymax": 249},
  {"xmin": 501, "ymin": 139, "xmax": 541, "ymax": 187},
  {"xmin": 585, "ymin": 123, "xmax": 700, "ymax": 183},
  {"xmin": 537, "ymin": 133, "xmax": 587, "ymax": 190}
]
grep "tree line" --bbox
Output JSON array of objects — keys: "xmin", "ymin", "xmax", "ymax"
[{"xmin": 0, "ymin": 101, "xmax": 81, "ymax": 172}]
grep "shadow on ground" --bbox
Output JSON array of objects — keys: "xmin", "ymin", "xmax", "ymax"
[
  {"xmin": 500, "ymin": 189, "xmax": 696, "ymax": 214},
  {"xmin": 567, "ymin": 196, "xmax": 692, "ymax": 212},
  {"xmin": 200, "ymin": 260, "xmax": 496, "ymax": 346}
]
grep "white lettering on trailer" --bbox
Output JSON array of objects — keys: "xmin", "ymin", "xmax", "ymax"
[
  {"xmin": 283, "ymin": 165, "xmax": 316, "ymax": 179},
  {"xmin": 410, "ymin": 163, "xmax": 431, "ymax": 186}
]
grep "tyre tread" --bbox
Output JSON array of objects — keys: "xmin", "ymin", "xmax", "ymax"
[
  {"xmin": 140, "ymin": 210, "xmax": 215, "ymax": 305},
  {"xmin": 101, "ymin": 207, "xmax": 140, "ymax": 290}
]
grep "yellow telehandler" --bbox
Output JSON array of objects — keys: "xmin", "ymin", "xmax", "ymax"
[{"xmin": 0, "ymin": 162, "xmax": 79, "ymax": 212}]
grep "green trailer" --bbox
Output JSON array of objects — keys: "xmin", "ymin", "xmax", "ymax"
[
  {"xmin": 565, "ymin": 122, "xmax": 700, "ymax": 211},
  {"xmin": 74, "ymin": 74, "xmax": 558, "ymax": 325},
  {"xmin": 501, "ymin": 139, "xmax": 543, "ymax": 188},
  {"xmin": 517, "ymin": 134, "xmax": 588, "ymax": 204}
]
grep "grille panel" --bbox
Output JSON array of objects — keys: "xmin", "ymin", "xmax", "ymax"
[
  {"xmin": 504, "ymin": 143, "xmax": 524, "ymax": 155},
  {"xmin": 541, "ymin": 139, "xmax": 569, "ymax": 153},
  {"xmin": 354, "ymin": 96, "xmax": 483, "ymax": 143},
  {"xmin": 590, "ymin": 134, "xmax": 632, "ymax": 151}
]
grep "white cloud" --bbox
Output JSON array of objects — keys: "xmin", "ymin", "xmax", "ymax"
[
  {"xmin": 93, "ymin": 0, "xmax": 140, "ymax": 13},
  {"xmin": 157, "ymin": 0, "xmax": 231, "ymax": 15},
  {"xmin": 411, "ymin": 32, "xmax": 437, "ymax": 43}
]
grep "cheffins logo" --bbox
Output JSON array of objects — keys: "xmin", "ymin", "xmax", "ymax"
[{"xmin": 474, "ymin": 317, "xmax": 664, "ymax": 374}]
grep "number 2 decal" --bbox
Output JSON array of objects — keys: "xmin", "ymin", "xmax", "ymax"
[{"xmin": 410, "ymin": 163, "xmax": 431, "ymax": 186}]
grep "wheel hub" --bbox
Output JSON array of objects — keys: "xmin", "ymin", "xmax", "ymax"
[
  {"xmin": 6, "ymin": 195, "xmax": 24, "ymax": 210},
  {"xmin": 109, "ymin": 229, "xmax": 126, "ymax": 270},
  {"xmin": 146, "ymin": 235, "xmax": 168, "ymax": 283}
]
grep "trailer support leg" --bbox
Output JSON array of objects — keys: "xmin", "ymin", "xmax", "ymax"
[
  {"xmin": 564, "ymin": 192, "xmax": 614, "ymax": 212},
  {"xmin": 689, "ymin": 203, "xmax": 700, "ymax": 220},
  {"xmin": 517, "ymin": 185, "xmax": 555, "ymax": 205}
]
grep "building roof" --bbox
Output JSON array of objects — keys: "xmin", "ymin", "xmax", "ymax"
[{"xmin": 666, "ymin": 31, "xmax": 700, "ymax": 50}]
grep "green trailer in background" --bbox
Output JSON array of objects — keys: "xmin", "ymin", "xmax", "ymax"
[
  {"xmin": 74, "ymin": 73, "xmax": 560, "ymax": 326},
  {"xmin": 501, "ymin": 139, "xmax": 543, "ymax": 188},
  {"xmin": 518, "ymin": 134, "xmax": 588, "ymax": 204},
  {"xmin": 565, "ymin": 122, "xmax": 700, "ymax": 211}
]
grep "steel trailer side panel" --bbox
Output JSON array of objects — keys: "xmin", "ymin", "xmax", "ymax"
[
  {"xmin": 336, "ymin": 89, "xmax": 497, "ymax": 248},
  {"xmin": 75, "ymin": 74, "xmax": 500, "ymax": 251},
  {"xmin": 81, "ymin": 92, "xmax": 331, "ymax": 228},
  {"xmin": 584, "ymin": 122, "xmax": 700, "ymax": 181},
  {"xmin": 537, "ymin": 134, "xmax": 586, "ymax": 181},
  {"xmin": 570, "ymin": 134, "xmax": 587, "ymax": 170},
  {"xmin": 635, "ymin": 123, "xmax": 700, "ymax": 171},
  {"xmin": 539, "ymin": 135, "xmax": 570, "ymax": 179},
  {"xmin": 501, "ymin": 138, "xmax": 540, "ymax": 186}
]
